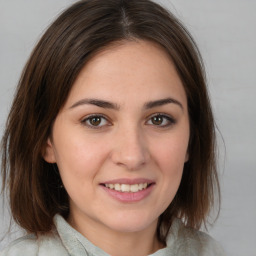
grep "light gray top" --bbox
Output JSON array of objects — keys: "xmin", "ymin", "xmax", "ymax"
[{"xmin": 0, "ymin": 215, "xmax": 225, "ymax": 256}]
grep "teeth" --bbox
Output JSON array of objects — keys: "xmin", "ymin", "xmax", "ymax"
[
  {"xmin": 130, "ymin": 184, "xmax": 139, "ymax": 192},
  {"xmin": 121, "ymin": 184, "xmax": 130, "ymax": 192},
  {"xmin": 114, "ymin": 184, "xmax": 121, "ymax": 191},
  {"xmin": 105, "ymin": 183, "xmax": 149, "ymax": 193}
]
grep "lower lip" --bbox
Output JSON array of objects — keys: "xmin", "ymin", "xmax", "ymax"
[{"xmin": 101, "ymin": 185, "xmax": 154, "ymax": 203}]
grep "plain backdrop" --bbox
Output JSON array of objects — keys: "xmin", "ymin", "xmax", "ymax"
[{"xmin": 0, "ymin": 0, "xmax": 256, "ymax": 255}]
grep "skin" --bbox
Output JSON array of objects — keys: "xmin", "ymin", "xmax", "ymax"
[{"xmin": 43, "ymin": 40, "xmax": 190, "ymax": 256}]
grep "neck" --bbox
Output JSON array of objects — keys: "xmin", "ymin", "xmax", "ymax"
[{"xmin": 68, "ymin": 213, "xmax": 164, "ymax": 256}]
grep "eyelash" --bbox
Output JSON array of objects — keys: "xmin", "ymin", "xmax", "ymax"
[
  {"xmin": 81, "ymin": 113, "xmax": 176, "ymax": 129},
  {"xmin": 81, "ymin": 114, "xmax": 110, "ymax": 129},
  {"xmin": 146, "ymin": 113, "xmax": 176, "ymax": 127}
]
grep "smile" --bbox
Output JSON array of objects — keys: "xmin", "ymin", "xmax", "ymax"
[
  {"xmin": 104, "ymin": 183, "xmax": 149, "ymax": 193},
  {"xmin": 100, "ymin": 179, "xmax": 155, "ymax": 202}
]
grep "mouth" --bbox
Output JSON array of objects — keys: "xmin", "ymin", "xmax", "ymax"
[
  {"xmin": 103, "ymin": 183, "xmax": 152, "ymax": 193},
  {"xmin": 100, "ymin": 179, "xmax": 155, "ymax": 202}
]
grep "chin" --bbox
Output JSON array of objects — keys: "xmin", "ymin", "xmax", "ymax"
[{"xmin": 103, "ymin": 212, "xmax": 158, "ymax": 233}]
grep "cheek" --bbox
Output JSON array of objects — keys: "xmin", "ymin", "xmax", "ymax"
[
  {"xmin": 151, "ymin": 135, "xmax": 189, "ymax": 170},
  {"xmin": 54, "ymin": 138, "xmax": 111, "ymax": 205},
  {"xmin": 150, "ymin": 133, "xmax": 188, "ymax": 199},
  {"xmin": 53, "ymin": 134, "xmax": 109, "ymax": 183}
]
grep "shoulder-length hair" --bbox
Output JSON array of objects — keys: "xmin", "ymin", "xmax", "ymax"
[{"xmin": 1, "ymin": 0, "xmax": 220, "ymax": 243}]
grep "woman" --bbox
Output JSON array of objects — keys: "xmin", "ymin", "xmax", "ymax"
[{"xmin": 1, "ymin": 0, "xmax": 225, "ymax": 255}]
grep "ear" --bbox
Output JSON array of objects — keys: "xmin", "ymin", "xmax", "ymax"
[{"xmin": 42, "ymin": 138, "xmax": 56, "ymax": 163}]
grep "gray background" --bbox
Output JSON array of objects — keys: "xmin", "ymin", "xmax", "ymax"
[{"xmin": 0, "ymin": 0, "xmax": 255, "ymax": 255}]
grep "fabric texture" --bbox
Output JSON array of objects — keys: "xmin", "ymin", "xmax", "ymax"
[{"xmin": 0, "ymin": 214, "xmax": 225, "ymax": 256}]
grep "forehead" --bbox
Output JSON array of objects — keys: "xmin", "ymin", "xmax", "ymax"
[{"xmin": 65, "ymin": 40, "xmax": 187, "ymax": 109}]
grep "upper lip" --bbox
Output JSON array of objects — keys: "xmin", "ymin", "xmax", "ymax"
[{"xmin": 101, "ymin": 178, "xmax": 155, "ymax": 185}]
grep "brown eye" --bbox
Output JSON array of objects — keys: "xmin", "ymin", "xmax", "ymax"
[
  {"xmin": 147, "ymin": 114, "xmax": 176, "ymax": 127},
  {"xmin": 82, "ymin": 115, "xmax": 109, "ymax": 128},
  {"xmin": 89, "ymin": 116, "xmax": 102, "ymax": 126},
  {"xmin": 151, "ymin": 116, "xmax": 164, "ymax": 125}
]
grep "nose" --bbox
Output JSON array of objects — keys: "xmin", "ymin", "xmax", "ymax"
[{"xmin": 110, "ymin": 125, "xmax": 150, "ymax": 171}]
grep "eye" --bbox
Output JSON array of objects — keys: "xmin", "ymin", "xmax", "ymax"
[
  {"xmin": 146, "ymin": 114, "xmax": 176, "ymax": 127},
  {"xmin": 81, "ymin": 115, "xmax": 110, "ymax": 128}
]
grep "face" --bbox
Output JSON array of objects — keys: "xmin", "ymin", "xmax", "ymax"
[{"xmin": 44, "ymin": 40, "xmax": 189, "ymax": 237}]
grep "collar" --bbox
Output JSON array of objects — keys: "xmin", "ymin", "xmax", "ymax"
[{"xmin": 54, "ymin": 214, "xmax": 180, "ymax": 256}]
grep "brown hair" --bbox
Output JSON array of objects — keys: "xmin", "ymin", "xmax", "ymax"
[{"xmin": 1, "ymin": 0, "xmax": 220, "ymax": 243}]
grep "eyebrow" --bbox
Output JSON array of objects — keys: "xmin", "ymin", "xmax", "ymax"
[
  {"xmin": 70, "ymin": 99, "xmax": 120, "ymax": 110},
  {"xmin": 69, "ymin": 97, "xmax": 183, "ymax": 111},
  {"xmin": 144, "ymin": 98, "xmax": 183, "ymax": 111}
]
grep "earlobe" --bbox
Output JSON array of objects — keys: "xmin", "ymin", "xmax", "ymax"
[{"xmin": 42, "ymin": 138, "xmax": 56, "ymax": 163}]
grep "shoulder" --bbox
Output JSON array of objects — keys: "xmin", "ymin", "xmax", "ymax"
[
  {"xmin": 168, "ymin": 219, "xmax": 226, "ymax": 256},
  {"xmin": 0, "ymin": 232, "xmax": 68, "ymax": 256},
  {"xmin": 182, "ymin": 228, "xmax": 226, "ymax": 255},
  {"xmin": 0, "ymin": 235, "xmax": 38, "ymax": 256}
]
